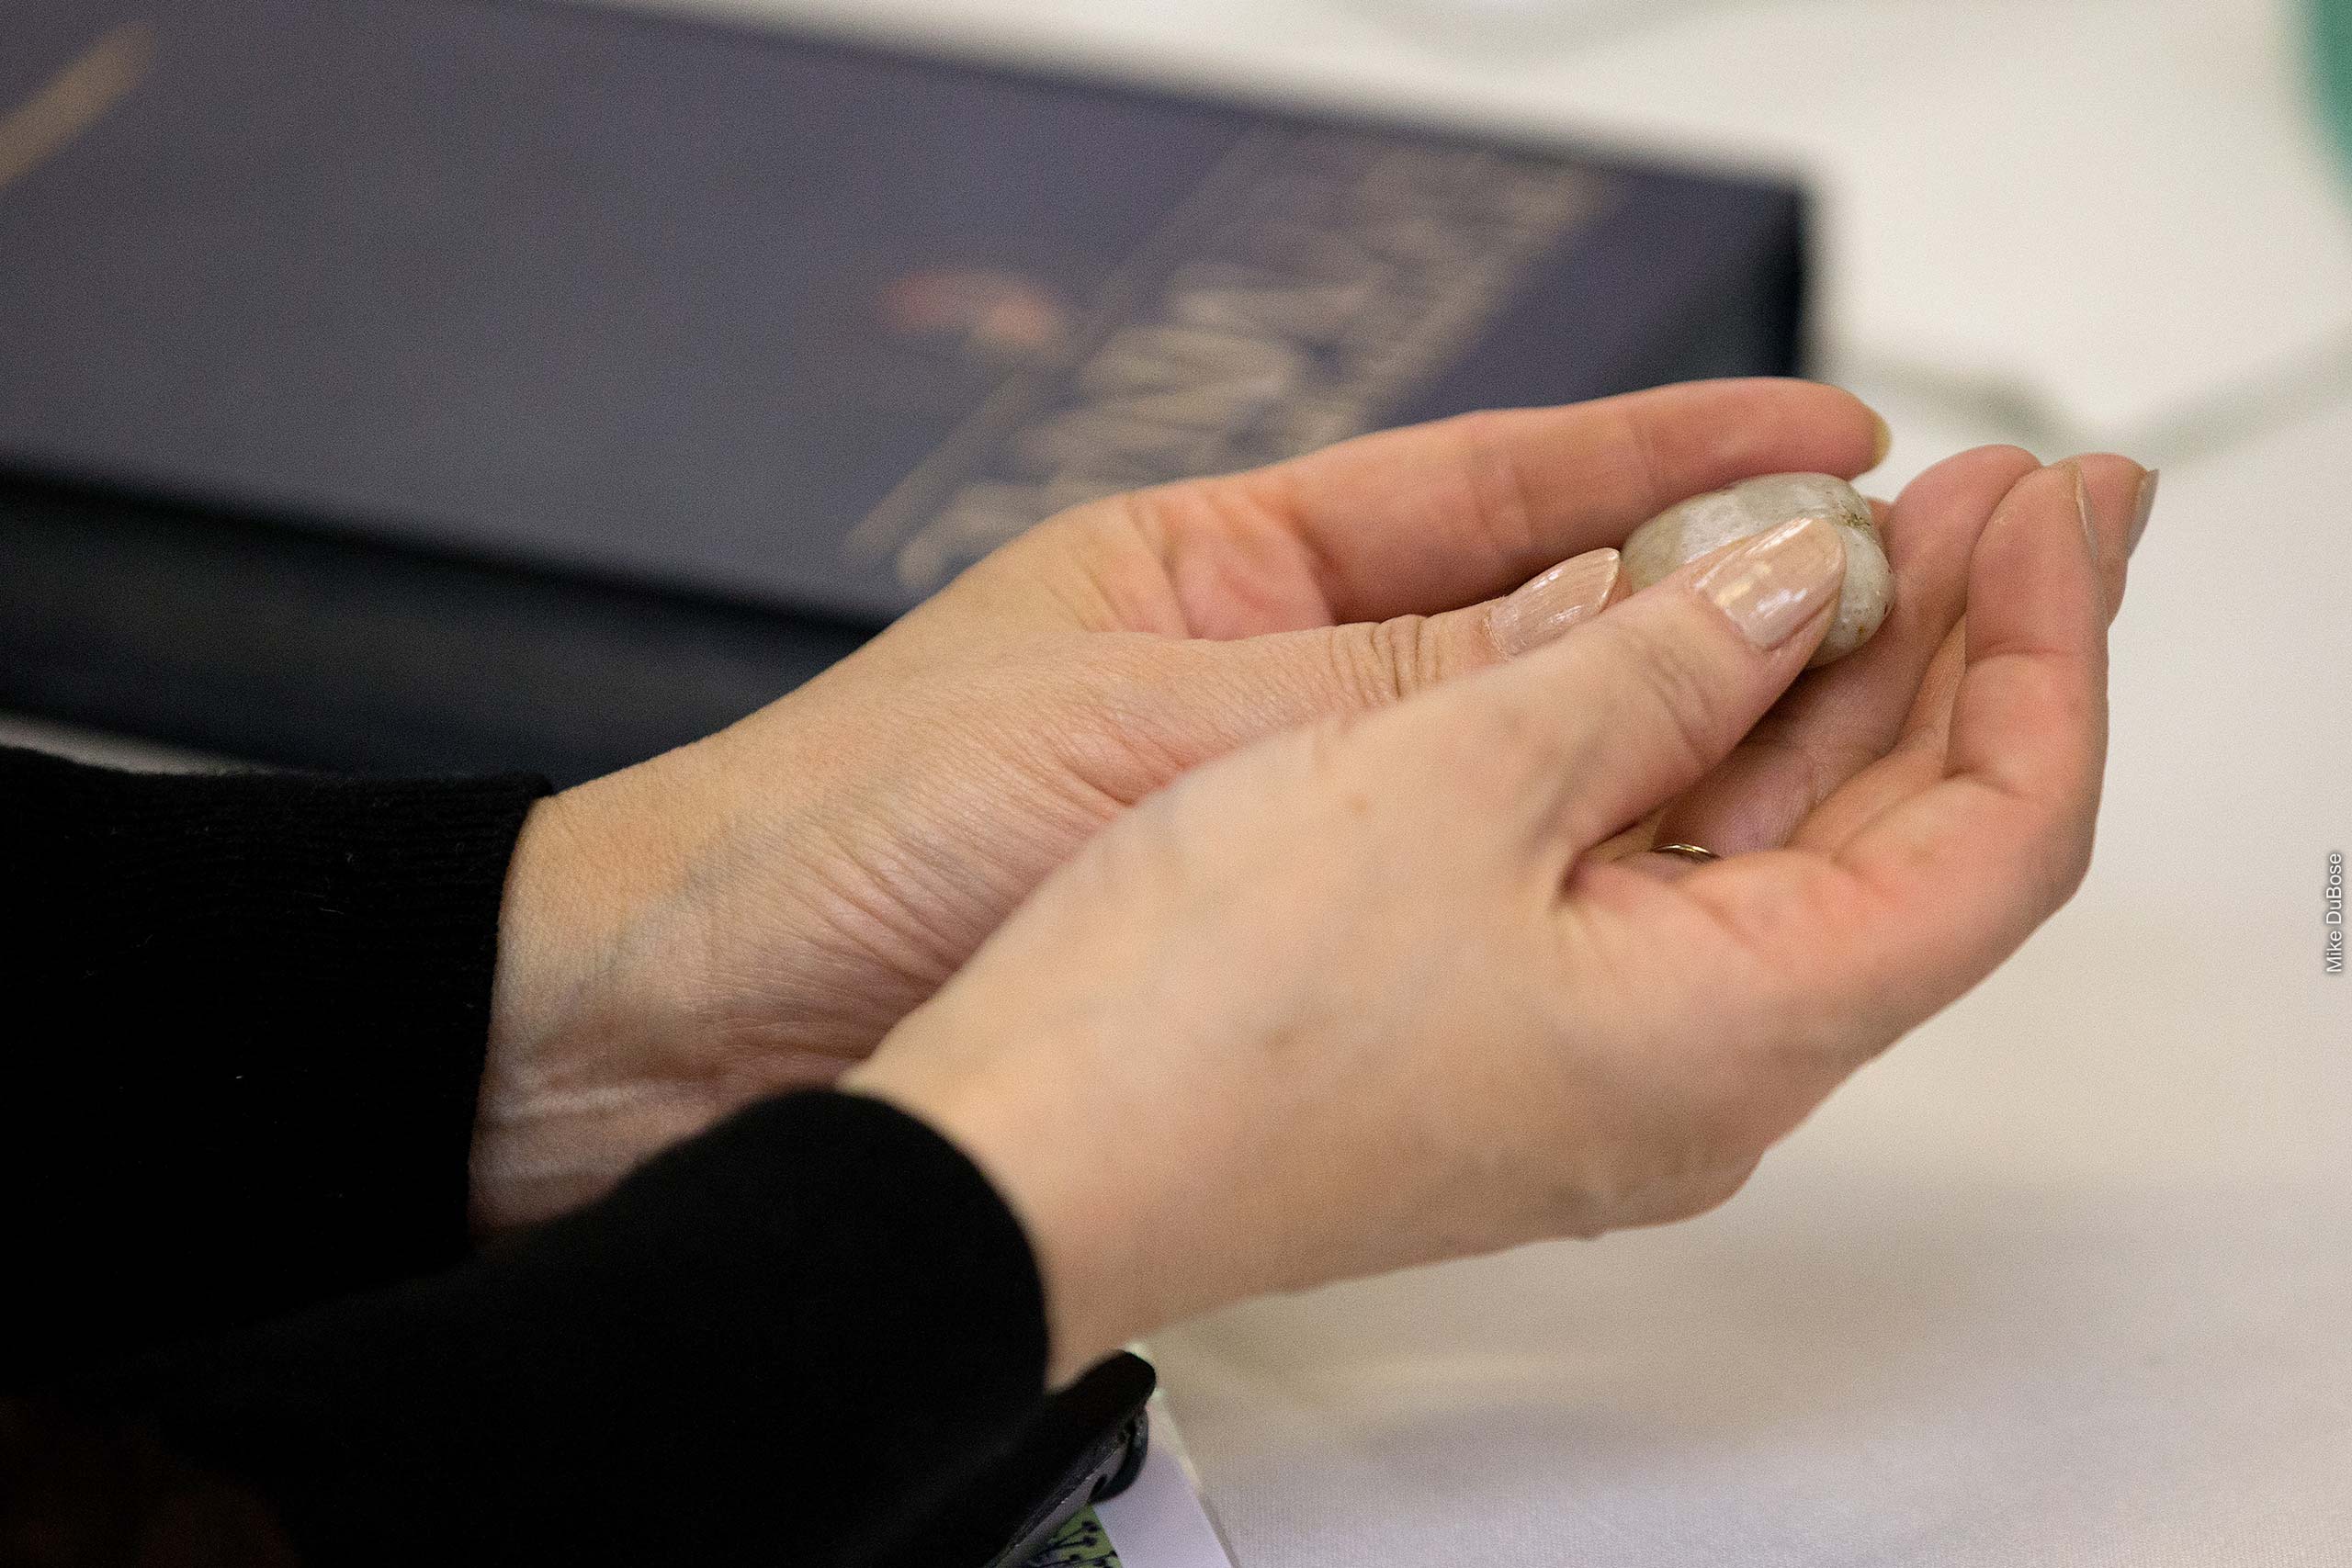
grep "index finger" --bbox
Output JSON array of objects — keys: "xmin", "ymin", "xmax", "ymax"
[{"xmin": 1136, "ymin": 379, "xmax": 1886, "ymax": 626}]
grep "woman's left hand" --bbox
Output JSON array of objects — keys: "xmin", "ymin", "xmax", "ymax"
[{"xmin": 473, "ymin": 380, "xmax": 1894, "ymax": 1229}]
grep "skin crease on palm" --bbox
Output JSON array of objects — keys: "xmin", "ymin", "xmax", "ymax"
[{"xmin": 473, "ymin": 378, "xmax": 2152, "ymax": 1261}]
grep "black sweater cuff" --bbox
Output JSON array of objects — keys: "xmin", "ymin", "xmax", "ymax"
[
  {"xmin": 3, "ymin": 747, "xmax": 548, "ymax": 1373},
  {"xmin": 133, "ymin": 1090, "xmax": 1053, "ymax": 1567}
]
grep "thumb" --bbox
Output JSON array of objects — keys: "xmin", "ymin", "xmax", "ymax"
[
  {"xmin": 1205, "ymin": 547, "xmax": 1624, "ymax": 717},
  {"xmin": 1463, "ymin": 514, "xmax": 1849, "ymax": 855}
]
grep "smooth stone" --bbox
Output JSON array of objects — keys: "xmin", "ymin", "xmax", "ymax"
[{"xmin": 1621, "ymin": 472, "xmax": 1892, "ymax": 667}]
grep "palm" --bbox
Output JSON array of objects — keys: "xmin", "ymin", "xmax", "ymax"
[{"xmin": 1549, "ymin": 451, "xmax": 2139, "ymax": 1166}]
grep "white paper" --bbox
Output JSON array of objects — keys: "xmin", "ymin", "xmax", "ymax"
[{"xmin": 1094, "ymin": 1389, "xmax": 1238, "ymax": 1568}]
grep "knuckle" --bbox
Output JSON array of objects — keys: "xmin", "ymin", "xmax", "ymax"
[
  {"xmin": 1382, "ymin": 615, "xmax": 1455, "ymax": 695},
  {"xmin": 1447, "ymin": 409, "xmax": 1545, "ymax": 565},
  {"xmin": 1604, "ymin": 399, "xmax": 1672, "ymax": 516},
  {"xmin": 1329, "ymin": 615, "xmax": 1442, "ymax": 709},
  {"xmin": 1322, "ymin": 612, "xmax": 1487, "ymax": 714}
]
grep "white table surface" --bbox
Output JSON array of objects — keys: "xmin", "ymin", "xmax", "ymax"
[{"xmin": 17, "ymin": 0, "xmax": 2350, "ymax": 1559}]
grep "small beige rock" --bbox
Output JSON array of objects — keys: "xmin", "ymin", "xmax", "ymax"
[{"xmin": 1622, "ymin": 473, "xmax": 1892, "ymax": 667}]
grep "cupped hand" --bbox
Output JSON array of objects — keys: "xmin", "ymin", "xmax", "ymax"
[
  {"xmin": 1649, "ymin": 448, "xmax": 2151, "ymax": 860},
  {"xmin": 844, "ymin": 455, "xmax": 2149, "ymax": 1382},
  {"xmin": 473, "ymin": 380, "xmax": 1886, "ymax": 1229}
]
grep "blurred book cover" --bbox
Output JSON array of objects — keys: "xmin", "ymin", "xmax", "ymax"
[{"xmin": 0, "ymin": 0, "xmax": 1806, "ymax": 777}]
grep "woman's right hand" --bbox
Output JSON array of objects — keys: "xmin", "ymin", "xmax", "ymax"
[{"xmin": 844, "ymin": 453, "xmax": 2147, "ymax": 1382}]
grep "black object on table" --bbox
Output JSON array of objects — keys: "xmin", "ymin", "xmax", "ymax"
[{"xmin": 873, "ymin": 1349, "xmax": 1156, "ymax": 1568}]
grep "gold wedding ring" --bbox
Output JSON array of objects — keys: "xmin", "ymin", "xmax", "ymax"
[{"xmin": 1652, "ymin": 842, "xmax": 1721, "ymax": 865}]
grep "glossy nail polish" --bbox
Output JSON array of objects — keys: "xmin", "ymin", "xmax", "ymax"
[
  {"xmin": 2069, "ymin": 463, "xmax": 2099, "ymax": 563},
  {"xmin": 1488, "ymin": 547, "xmax": 1619, "ymax": 657},
  {"xmin": 1691, "ymin": 514, "xmax": 1845, "ymax": 651}
]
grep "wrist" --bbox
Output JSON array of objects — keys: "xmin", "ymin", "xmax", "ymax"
[
  {"xmin": 842, "ymin": 1011, "xmax": 1165, "ymax": 1385},
  {"xmin": 474, "ymin": 743, "xmax": 737, "ymax": 1230}
]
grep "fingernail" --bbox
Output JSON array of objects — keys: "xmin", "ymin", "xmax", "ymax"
[
  {"xmin": 1692, "ymin": 515, "xmax": 1846, "ymax": 651},
  {"xmin": 1488, "ymin": 547, "xmax": 1619, "ymax": 657},
  {"xmin": 1867, "ymin": 409, "xmax": 1893, "ymax": 468},
  {"xmin": 2129, "ymin": 468, "xmax": 2160, "ymax": 556},
  {"xmin": 2066, "ymin": 462, "xmax": 2098, "ymax": 565}
]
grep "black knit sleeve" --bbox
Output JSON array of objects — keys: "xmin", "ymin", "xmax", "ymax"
[
  {"xmin": 0, "ymin": 746, "xmax": 548, "ymax": 1379},
  {"xmin": 2, "ymin": 747, "xmax": 1057, "ymax": 1568},
  {"xmin": 99, "ymin": 1089, "xmax": 1054, "ymax": 1568}
]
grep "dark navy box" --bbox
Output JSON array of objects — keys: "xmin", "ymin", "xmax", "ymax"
[{"xmin": 0, "ymin": 0, "xmax": 1808, "ymax": 781}]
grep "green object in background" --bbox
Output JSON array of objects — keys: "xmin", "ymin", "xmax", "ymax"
[{"xmin": 2318, "ymin": 0, "xmax": 2352, "ymax": 167}]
